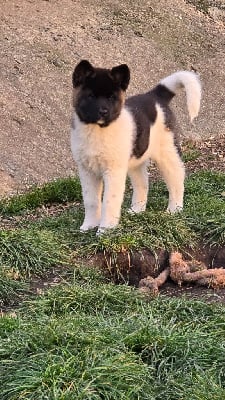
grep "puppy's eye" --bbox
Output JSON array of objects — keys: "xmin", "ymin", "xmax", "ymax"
[{"xmin": 108, "ymin": 94, "xmax": 116, "ymax": 101}]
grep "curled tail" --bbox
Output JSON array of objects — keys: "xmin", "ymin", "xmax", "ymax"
[{"xmin": 154, "ymin": 71, "xmax": 201, "ymax": 122}]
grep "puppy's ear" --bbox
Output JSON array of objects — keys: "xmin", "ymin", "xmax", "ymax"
[
  {"xmin": 72, "ymin": 60, "xmax": 95, "ymax": 87},
  {"xmin": 111, "ymin": 64, "xmax": 130, "ymax": 91}
]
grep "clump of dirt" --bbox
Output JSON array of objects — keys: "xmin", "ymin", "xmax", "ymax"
[
  {"xmin": 89, "ymin": 245, "xmax": 225, "ymax": 302},
  {"xmin": 140, "ymin": 251, "xmax": 225, "ymax": 297},
  {"xmin": 90, "ymin": 249, "xmax": 169, "ymax": 286}
]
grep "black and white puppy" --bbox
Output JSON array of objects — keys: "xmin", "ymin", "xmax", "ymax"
[{"xmin": 71, "ymin": 60, "xmax": 201, "ymax": 234}]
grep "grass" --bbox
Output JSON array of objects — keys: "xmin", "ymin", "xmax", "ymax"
[
  {"xmin": 0, "ymin": 170, "xmax": 223, "ymax": 287},
  {"xmin": 0, "ymin": 229, "xmax": 67, "ymax": 279},
  {"xmin": 182, "ymin": 143, "xmax": 201, "ymax": 162},
  {"xmin": 184, "ymin": 171, "xmax": 225, "ymax": 246},
  {"xmin": 0, "ymin": 271, "xmax": 28, "ymax": 308},
  {"xmin": 0, "ymin": 269, "xmax": 225, "ymax": 399},
  {"xmin": 0, "ymin": 176, "xmax": 81, "ymax": 216},
  {"xmin": 0, "ymin": 170, "xmax": 224, "ymax": 398}
]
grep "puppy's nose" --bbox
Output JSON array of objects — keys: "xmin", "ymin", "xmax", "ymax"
[{"xmin": 99, "ymin": 107, "xmax": 109, "ymax": 118}]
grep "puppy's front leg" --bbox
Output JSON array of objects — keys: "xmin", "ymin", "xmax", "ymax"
[
  {"xmin": 128, "ymin": 161, "xmax": 149, "ymax": 213},
  {"xmin": 98, "ymin": 169, "xmax": 127, "ymax": 234},
  {"xmin": 78, "ymin": 165, "xmax": 103, "ymax": 231}
]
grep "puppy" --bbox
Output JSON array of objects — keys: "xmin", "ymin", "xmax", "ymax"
[{"xmin": 71, "ymin": 60, "xmax": 201, "ymax": 234}]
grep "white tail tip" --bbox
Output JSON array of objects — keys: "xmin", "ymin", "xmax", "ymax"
[{"xmin": 160, "ymin": 71, "xmax": 201, "ymax": 122}]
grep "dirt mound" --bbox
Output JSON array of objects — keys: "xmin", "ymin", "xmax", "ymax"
[{"xmin": 0, "ymin": 0, "xmax": 224, "ymax": 194}]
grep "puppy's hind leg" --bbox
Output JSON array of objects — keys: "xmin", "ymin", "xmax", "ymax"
[
  {"xmin": 78, "ymin": 165, "xmax": 103, "ymax": 231},
  {"xmin": 128, "ymin": 161, "xmax": 149, "ymax": 213},
  {"xmin": 154, "ymin": 142, "xmax": 185, "ymax": 213},
  {"xmin": 149, "ymin": 105, "xmax": 185, "ymax": 213}
]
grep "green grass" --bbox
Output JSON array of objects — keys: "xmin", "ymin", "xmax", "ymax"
[
  {"xmin": 0, "ymin": 229, "xmax": 67, "ymax": 279},
  {"xmin": 0, "ymin": 170, "xmax": 224, "ymax": 398},
  {"xmin": 182, "ymin": 148, "xmax": 201, "ymax": 163},
  {"xmin": 0, "ymin": 171, "xmax": 223, "ymax": 298},
  {"xmin": 0, "ymin": 177, "xmax": 81, "ymax": 216},
  {"xmin": 0, "ymin": 270, "xmax": 28, "ymax": 308},
  {"xmin": 184, "ymin": 171, "xmax": 225, "ymax": 245},
  {"xmin": 0, "ymin": 269, "xmax": 225, "ymax": 399}
]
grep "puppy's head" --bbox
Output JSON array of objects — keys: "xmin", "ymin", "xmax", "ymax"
[{"xmin": 72, "ymin": 60, "xmax": 130, "ymax": 127}]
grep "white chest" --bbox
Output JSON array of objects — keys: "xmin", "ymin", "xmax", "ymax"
[{"xmin": 71, "ymin": 109, "xmax": 135, "ymax": 174}]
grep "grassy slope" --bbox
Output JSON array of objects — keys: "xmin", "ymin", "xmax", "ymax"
[{"xmin": 0, "ymin": 169, "xmax": 225, "ymax": 399}]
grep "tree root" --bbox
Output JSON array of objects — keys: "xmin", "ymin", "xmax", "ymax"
[{"xmin": 139, "ymin": 251, "xmax": 225, "ymax": 296}]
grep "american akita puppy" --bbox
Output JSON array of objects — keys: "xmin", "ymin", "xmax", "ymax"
[{"xmin": 71, "ymin": 60, "xmax": 201, "ymax": 234}]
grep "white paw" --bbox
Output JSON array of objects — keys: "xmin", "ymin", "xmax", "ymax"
[
  {"xmin": 167, "ymin": 205, "xmax": 183, "ymax": 213},
  {"xmin": 96, "ymin": 225, "xmax": 117, "ymax": 236},
  {"xmin": 80, "ymin": 223, "xmax": 98, "ymax": 232}
]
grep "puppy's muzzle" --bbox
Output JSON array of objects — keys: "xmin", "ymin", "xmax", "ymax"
[{"xmin": 98, "ymin": 107, "xmax": 109, "ymax": 119}]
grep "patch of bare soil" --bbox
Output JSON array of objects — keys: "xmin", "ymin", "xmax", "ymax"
[{"xmin": 0, "ymin": 170, "xmax": 16, "ymax": 195}]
